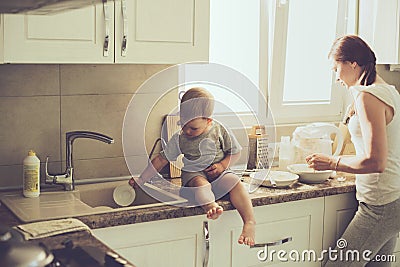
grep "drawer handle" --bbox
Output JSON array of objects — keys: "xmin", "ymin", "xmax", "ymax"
[
  {"xmin": 203, "ymin": 221, "xmax": 210, "ymax": 267},
  {"xmin": 250, "ymin": 236, "xmax": 293, "ymax": 248}
]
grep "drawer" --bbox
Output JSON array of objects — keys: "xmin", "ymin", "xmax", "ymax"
[{"xmin": 231, "ymin": 216, "xmax": 315, "ymax": 266}]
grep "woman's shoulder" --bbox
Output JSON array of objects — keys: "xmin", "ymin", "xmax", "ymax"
[{"xmin": 352, "ymin": 83, "xmax": 398, "ymax": 97}]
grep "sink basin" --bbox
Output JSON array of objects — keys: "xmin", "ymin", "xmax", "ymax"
[
  {"xmin": 77, "ymin": 180, "xmax": 186, "ymax": 209},
  {"xmin": 0, "ymin": 180, "xmax": 187, "ymax": 223}
]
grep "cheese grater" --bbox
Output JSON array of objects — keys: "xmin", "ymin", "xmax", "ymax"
[{"xmin": 247, "ymin": 125, "xmax": 269, "ymax": 170}]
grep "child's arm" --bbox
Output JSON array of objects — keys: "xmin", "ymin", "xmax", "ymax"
[
  {"xmin": 129, "ymin": 154, "xmax": 169, "ymax": 188},
  {"xmin": 205, "ymin": 151, "xmax": 241, "ymax": 178},
  {"xmin": 219, "ymin": 151, "xmax": 241, "ymax": 169}
]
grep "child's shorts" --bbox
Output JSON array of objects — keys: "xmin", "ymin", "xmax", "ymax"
[{"xmin": 180, "ymin": 169, "xmax": 235, "ymax": 186}]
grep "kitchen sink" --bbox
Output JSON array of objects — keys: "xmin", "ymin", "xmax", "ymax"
[
  {"xmin": 77, "ymin": 180, "xmax": 186, "ymax": 209},
  {"xmin": 0, "ymin": 180, "xmax": 187, "ymax": 223}
]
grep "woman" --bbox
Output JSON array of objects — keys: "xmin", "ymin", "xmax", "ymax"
[{"xmin": 306, "ymin": 35, "xmax": 400, "ymax": 266}]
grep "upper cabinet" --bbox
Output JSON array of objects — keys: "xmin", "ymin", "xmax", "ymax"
[
  {"xmin": 358, "ymin": 0, "xmax": 400, "ymax": 64},
  {"xmin": 0, "ymin": 0, "xmax": 210, "ymax": 64}
]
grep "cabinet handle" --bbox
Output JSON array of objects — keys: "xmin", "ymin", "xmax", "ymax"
[
  {"xmin": 103, "ymin": 0, "xmax": 111, "ymax": 57},
  {"xmin": 250, "ymin": 236, "xmax": 293, "ymax": 248},
  {"xmin": 203, "ymin": 221, "xmax": 210, "ymax": 267},
  {"xmin": 121, "ymin": 0, "xmax": 128, "ymax": 57}
]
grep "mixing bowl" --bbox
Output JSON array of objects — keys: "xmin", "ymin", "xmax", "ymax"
[{"xmin": 287, "ymin": 164, "xmax": 333, "ymax": 184}]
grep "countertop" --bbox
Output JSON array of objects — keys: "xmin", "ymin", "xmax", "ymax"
[
  {"xmin": 0, "ymin": 172, "xmax": 355, "ymax": 266},
  {"xmin": 1, "ymin": 172, "xmax": 356, "ymax": 228},
  {"xmin": 76, "ymin": 173, "xmax": 356, "ymax": 229}
]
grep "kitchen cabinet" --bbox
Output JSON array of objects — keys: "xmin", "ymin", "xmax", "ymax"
[
  {"xmin": 92, "ymin": 215, "xmax": 206, "ymax": 267},
  {"xmin": 323, "ymin": 192, "xmax": 400, "ymax": 267},
  {"xmin": 97, "ymin": 193, "xmax": 400, "ymax": 267},
  {"xmin": 2, "ymin": 4, "xmax": 114, "ymax": 63},
  {"xmin": 94, "ymin": 197, "xmax": 324, "ymax": 267},
  {"xmin": 358, "ymin": 0, "xmax": 400, "ymax": 64},
  {"xmin": 322, "ymin": 192, "xmax": 358, "ymax": 265},
  {"xmin": 1, "ymin": 0, "xmax": 209, "ymax": 64},
  {"xmin": 210, "ymin": 197, "xmax": 324, "ymax": 267}
]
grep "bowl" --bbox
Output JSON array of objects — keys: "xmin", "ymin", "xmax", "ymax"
[
  {"xmin": 250, "ymin": 170, "xmax": 299, "ymax": 188},
  {"xmin": 113, "ymin": 184, "xmax": 136, "ymax": 207},
  {"xmin": 287, "ymin": 164, "xmax": 333, "ymax": 184}
]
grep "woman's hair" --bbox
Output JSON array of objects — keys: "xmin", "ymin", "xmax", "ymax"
[
  {"xmin": 328, "ymin": 35, "xmax": 377, "ymax": 86},
  {"xmin": 179, "ymin": 87, "xmax": 214, "ymax": 125}
]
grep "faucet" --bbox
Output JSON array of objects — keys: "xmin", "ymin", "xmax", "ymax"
[{"xmin": 45, "ymin": 131, "xmax": 114, "ymax": 191}]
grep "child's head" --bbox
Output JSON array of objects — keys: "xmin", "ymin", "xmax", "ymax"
[{"xmin": 180, "ymin": 87, "xmax": 214, "ymax": 138}]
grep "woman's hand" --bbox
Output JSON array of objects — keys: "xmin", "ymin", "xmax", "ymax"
[
  {"xmin": 205, "ymin": 163, "xmax": 225, "ymax": 179},
  {"xmin": 305, "ymin": 153, "xmax": 336, "ymax": 171}
]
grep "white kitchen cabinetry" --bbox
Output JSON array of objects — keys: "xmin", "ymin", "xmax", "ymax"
[
  {"xmin": 94, "ymin": 197, "xmax": 324, "ymax": 267},
  {"xmin": 322, "ymin": 192, "xmax": 358, "ymax": 265},
  {"xmin": 114, "ymin": 0, "xmax": 209, "ymax": 64},
  {"xmin": 358, "ymin": 0, "xmax": 400, "ymax": 64},
  {"xmin": 210, "ymin": 197, "xmax": 324, "ymax": 267},
  {"xmin": 2, "ymin": 4, "xmax": 114, "ymax": 63},
  {"xmin": 93, "ymin": 215, "xmax": 206, "ymax": 267},
  {"xmin": 1, "ymin": 0, "xmax": 209, "ymax": 64}
]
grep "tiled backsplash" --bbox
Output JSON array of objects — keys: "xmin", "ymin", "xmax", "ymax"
[
  {"xmin": 0, "ymin": 64, "xmax": 398, "ymax": 190},
  {"xmin": 0, "ymin": 64, "xmax": 175, "ymax": 189}
]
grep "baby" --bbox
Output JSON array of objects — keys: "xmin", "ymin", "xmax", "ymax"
[{"xmin": 129, "ymin": 87, "xmax": 256, "ymax": 246}]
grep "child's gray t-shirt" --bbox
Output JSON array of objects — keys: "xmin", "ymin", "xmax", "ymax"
[{"xmin": 160, "ymin": 122, "xmax": 242, "ymax": 172}]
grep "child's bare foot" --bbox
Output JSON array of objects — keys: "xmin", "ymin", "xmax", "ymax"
[
  {"xmin": 204, "ymin": 203, "xmax": 223, "ymax": 220},
  {"xmin": 238, "ymin": 221, "xmax": 256, "ymax": 246}
]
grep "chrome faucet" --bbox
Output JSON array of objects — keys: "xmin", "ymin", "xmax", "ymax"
[{"xmin": 45, "ymin": 131, "xmax": 114, "ymax": 191}]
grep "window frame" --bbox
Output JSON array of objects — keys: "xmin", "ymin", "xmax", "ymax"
[
  {"xmin": 179, "ymin": 0, "xmax": 271, "ymax": 129},
  {"xmin": 267, "ymin": 0, "xmax": 353, "ymax": 124}
]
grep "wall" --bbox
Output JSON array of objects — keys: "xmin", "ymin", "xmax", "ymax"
[
  {"xmin": 0, "ymin": 64, "xmax": 399, "ymax": 190},
  {"xmin": 0, "ymin": 64, "xmax": 177, "ymax": 189}
]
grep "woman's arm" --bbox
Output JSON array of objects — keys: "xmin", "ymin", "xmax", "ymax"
[{"xmin": 307, "ymin": 91, "xmax": 389, "ymax": 174}]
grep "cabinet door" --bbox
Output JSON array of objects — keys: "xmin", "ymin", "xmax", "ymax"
[
  {"xmin": 93, "ymin": 215, "xmax": 206, "ymax": 267},
  {"xmin": 323, "ymin": 192, "xmax": 357, "ymax": 253},
  {"xmin": 3, "ymin": 3, "xmax": 114, "ymax": 63},
  {"xmin": 114, "ymin": 0, "xmax": 209, "ymax": 64},
  {"xmin": 210, "ymin": 197, "xmax": 324, "ymax": 267},
  {"xmin": 358, "ymin": 0, "xmax": 400, "ymax": 64}
]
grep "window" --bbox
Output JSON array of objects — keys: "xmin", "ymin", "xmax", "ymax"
[
  {"xmin": 268, "ymin": 0, "xmax": 357, "ymax": 124},
  {"xmin": 180, "ymin": 0, "xmax": 357, "ymax": 126},
  {"xmin": 180, "ymin": 0, "xmax": 269, "ymax": 129}
]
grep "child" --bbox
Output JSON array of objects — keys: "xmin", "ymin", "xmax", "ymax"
[{"xmin": 129, "ymin": 87, "xmax": 256, "ymax": 246}]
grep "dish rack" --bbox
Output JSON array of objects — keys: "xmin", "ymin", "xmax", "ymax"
[{"xmin": 163, "ymin": 114, "xmax": 184, "ymax": 178}]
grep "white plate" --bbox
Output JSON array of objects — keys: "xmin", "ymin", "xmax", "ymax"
[
  {"xmin": 250, "ymin": 170, "xmax": 299, "ymax": 188},
  {"xmin": 113, "ymin": 184, "xmax": 136, "ymax": 207}
]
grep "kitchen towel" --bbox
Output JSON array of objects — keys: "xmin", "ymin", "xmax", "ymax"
[{"xmin": 14, "ymin": 218, "xmax": 91, "ymax": 240}]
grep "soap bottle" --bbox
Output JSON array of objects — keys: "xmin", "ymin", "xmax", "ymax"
[
  {"xmin": 279, "ymin": 136, "xmax": 294, "ymax": 171},
  {"xmin": 23, "ymin": 150, "xmax": 40, "ymax": 197}
]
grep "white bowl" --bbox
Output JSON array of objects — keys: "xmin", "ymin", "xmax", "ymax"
[
  {"xmin": 113, "ymin": 184, "xmax": 136, "ymax": 207},
  {"xmin": 287, "ymin": 164, "xmax": 333, "ymax": 184},
  {"xmin": 250, "ymin": 170, "xmax": 299, "ymax": 188}
]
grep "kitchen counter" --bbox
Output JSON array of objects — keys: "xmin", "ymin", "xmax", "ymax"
[
  {"xmin": 1, "ymin": 173, "xmax": 356, "ymax": 229},
  {"xmin": 0, "ymin": 172, "xmax": 355, "ymax": 266},
  {"xmin": 75, "ymin": 172, "xmax": 356, "ymax": 229}
]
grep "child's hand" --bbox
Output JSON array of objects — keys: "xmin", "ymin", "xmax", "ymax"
[
  {"xmin": 205, "ymin": 163, "xmax": 225, "ymax": 179},
  {"xmin": 129, "ymin": 177, "xmax": 143, "ymax": 189}
]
